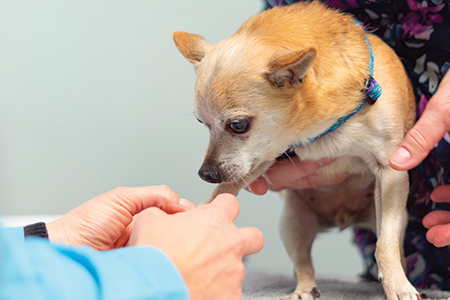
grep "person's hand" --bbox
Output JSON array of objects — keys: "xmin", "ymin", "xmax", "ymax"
[
  {"xmin": 246, "ymin": 156, "xmax": 350, "ymax": 195},
  {"xmin": 422, "ymin": 185, "xmax": 450, "ymax": 247},
  {"xmin": 128, "ymin": 193, "xmax": 264, "ymax": 300},
  {"xmin": 46, "ymin": 185, "xmax": 196, "ymax": 250},
  {"xmin": 390, "ymin": 71, "xmax": 450, "ymax": 171}
]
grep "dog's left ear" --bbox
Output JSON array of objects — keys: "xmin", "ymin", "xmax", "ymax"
[
  {"xmin": 265, "ymin": 47, "xmax": 316, "ymax": 88},
  {"xmin": 173, "ymin": 31, "xmax": 213, "ymax": 67}
]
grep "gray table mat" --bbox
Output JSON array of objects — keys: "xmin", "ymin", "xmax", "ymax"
[{"xmin": 243, "ymin": 272, "xmax": 450, "ymax": 300}]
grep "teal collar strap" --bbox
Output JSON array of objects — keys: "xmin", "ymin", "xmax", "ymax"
[{"xmin": 286, "ymin": 27, "xmax": 381, "ymax": 150}]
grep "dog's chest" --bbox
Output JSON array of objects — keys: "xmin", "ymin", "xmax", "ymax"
[{"xmin": 296, "ymin": 172, "xmax": 375, "ymax": 229}]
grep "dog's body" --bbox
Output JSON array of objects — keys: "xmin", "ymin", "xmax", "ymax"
[{"xmin": 174, "ymin": 2, "xmax": 417, "ymax": 300}]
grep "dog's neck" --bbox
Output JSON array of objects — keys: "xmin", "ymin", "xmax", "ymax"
[{"xmin": 286, "ymin": 29, "xmax": 381, "ymax": 151}]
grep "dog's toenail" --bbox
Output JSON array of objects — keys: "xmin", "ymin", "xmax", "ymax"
[{"xmin": 311, "ymin": 287, "xmax": 321, "ymax": 298}]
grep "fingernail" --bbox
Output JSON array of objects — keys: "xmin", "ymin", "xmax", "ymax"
[
  {"xmin": 317, "ymin": 157, "xmax": 335, "ymax": 167},
  {"xmin": 179, "ymin": 198, "xmax": 196, "ymax": 210},
  {"xmin": 391, "ymin": 147, "xmax": 411, "ymax": 165}
]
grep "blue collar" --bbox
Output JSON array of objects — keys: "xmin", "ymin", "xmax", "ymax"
[{"xmin": 286, "ymin": 29, "xmax": 381, "ymax": 150}]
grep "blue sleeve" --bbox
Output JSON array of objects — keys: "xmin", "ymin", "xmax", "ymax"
[{"xmin": 0, "ymin": 224, "xmax": 189, "ymax": 300}]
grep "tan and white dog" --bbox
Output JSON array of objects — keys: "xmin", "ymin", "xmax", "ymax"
[{"xmin": 173, "ymin": 2, "xmax": 418, "ymax": 300}]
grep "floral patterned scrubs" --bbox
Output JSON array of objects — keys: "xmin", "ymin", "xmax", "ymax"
[{"xmin": 264, "ymin": 0, "xmax": 450, "ymax": 290}]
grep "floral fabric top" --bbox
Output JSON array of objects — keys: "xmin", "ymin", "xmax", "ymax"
[{"xmin": 264, "ymin": 0, "xmax": 450, "ymax": 290}]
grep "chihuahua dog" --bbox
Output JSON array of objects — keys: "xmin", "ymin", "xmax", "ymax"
[{"xmin": 173, "ymin": 2, "xmax": 417, "ymax": 300}]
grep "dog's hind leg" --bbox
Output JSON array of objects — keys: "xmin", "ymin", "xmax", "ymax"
[
  {"xmin": 373, "ymin": 168, "xmax": 420, "ymax": 300},
  {"xmin": 280, "ymin": 189, "xmax": 320, "ymax": 300},
  {"xmin": 201, "ymin": 160, "xmax": 274, "ymax": 204}
]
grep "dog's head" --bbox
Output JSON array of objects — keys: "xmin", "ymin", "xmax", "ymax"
[{"xmin": 173, "ymin": 31, "xmax": 319, "ymax": 184}]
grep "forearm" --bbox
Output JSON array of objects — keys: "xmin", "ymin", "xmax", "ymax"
[{"xmin": 0, "ymin": 225, "xmax": 188, "ymax": 300}]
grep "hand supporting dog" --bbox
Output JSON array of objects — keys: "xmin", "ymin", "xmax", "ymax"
[{"xmin": 246, "ymin": 156, "xmax": 349, "ymax": 195}]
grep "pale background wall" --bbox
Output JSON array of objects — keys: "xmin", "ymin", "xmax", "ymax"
[{"xmin": 0, "ymin": 0, "xmax": 364, "ymax": 278}]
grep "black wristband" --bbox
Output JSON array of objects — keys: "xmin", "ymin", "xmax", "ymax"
[{"xmin": 23, "ymin": 222, "xmax": 49, "ymax": 239}]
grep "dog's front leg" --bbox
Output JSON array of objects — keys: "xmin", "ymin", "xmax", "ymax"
[
  {"xmin": 373, "ymin": 168, "xmax": 420, "ymax": 300},
  {"xmin": 201, "ymin": 182, "xmax": 243, "ymax": 204},
  {"xmin": 280, "ymin": 189, "xmax": 320, "ymax": 300},
  {"xmin": 201, "ymin": 160, "xmax": 275, "ymax": 204}
]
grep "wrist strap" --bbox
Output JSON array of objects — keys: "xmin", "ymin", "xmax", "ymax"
[{"xmin": 23, "ymin": 222, "xmax": 49, "ymax": 239}]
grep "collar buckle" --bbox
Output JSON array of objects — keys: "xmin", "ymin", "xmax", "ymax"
[{"xmin": 364, "ymin": 75, "xmax": 381, "ymax": 105}]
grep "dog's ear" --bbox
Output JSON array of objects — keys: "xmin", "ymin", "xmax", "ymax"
[
  {"xmin": 173, "ymin": 31, "xmax": 212, "ymax": 66},
  {"xmin": 265, "ymin": 47, "xmax": 316, "ymax": 88}
]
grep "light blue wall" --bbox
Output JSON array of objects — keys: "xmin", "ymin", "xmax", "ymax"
[{"xmin": 0, "ymin": 0, "xmax": 363, "ymax": 278}]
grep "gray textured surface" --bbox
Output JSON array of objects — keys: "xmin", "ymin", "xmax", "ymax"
[{"xmin": 243, "ymin": 272, "xmax": 450, "ymax": 300}]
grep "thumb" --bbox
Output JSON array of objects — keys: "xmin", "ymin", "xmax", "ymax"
[
  {"xmin": 127, "ymin": 207, "xmax": 168, "ymax": 246},
  {"xmin": 205, "ymin": 193, "xmax": 241, "ymax": 223},
  {"xmin": 390, "ymin": 109, "xmax": 445, "ymax": 170},
  {"xmin": 390, "ymin": 76, "xmax": 450, "ymax": 171}
]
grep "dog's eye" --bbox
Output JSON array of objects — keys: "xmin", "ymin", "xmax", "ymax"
[{"xmin": 229, "ymin": 119, "xmax": 250, "ymax": 134}]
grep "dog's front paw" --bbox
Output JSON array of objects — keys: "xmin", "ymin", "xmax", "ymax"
[
  {"xmin": 384, "ymin": 290, "xmax": 421, "ymax": 300},
  {"xmin": 384, "ymin": 291, "xmax": 421, "ymax": 300},
  {"xmin": 380, "ymin": 274, "xmax": 420, "ymax": 300},
  {"xmin": 281, "ymin": 287, "xmax": 320, "ymax": 300}
]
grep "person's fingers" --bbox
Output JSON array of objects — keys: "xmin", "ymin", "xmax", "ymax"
[
  {"xmin": 245, "ymin": 176, "xmax": 269, "ymax": 195},
  {"xmin": 246, "ymin": 157, "xmax": 337, "ymax": 194},
  {"xmin": 207, "ymin": 193, "xmax": 241, "ymax": 222},
  {"xmin": 179, "ymin": 198, "xmax": 197, "ymax": 210},
  {"xmin": 127, "ymin": 207, "xmax": 167, "ymax": 246},
  {"xmin": 430, "ymin": 185, "xmax": 450, "ymax": 203},
  {"xmin": 422, "ymin": 185, "xmax": 450, "ymax": 228},
  {"xmin": 422, "ymin": 185, "xmax": 450, "ymax": 247},
  {"xmin": 238, "ymin": 226, "xmax": 264, "ymax": 257},
  {"xmin": 425, "ymin": 223, "xmax": 450, "ymax": 248},
  {"xmin": 132, "ymin": 207, "xmax": 164, "ymax": 226},
  {"xmin": 423, "ymin": 210, "xmax": 450, "ymax": 229},
  {"xmin": 266, "ymin": 171, "xmax": 350, "ymax": 191},
  {"xmin": 107, "ymin": 185, "xmax": 188, "ymax": 216},
  {"xmin": 289, "ymin": 171, "xmax": 351, "ymax": 190},
  {"xmin": 114, "ymin": 222, "xmax": 134, "ymax": 248},
  {"xmin": 264, "ymin": 157, "xmax": 334, "ymax": 188},
  {"xmin": 390, "ymin": 73, "xmax": 450, "ymax": 171}
]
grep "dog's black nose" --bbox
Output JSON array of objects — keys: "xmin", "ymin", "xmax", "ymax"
[{"xmin": 198, "ymin": 165, "xmax": 222, "ymax": 183}]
